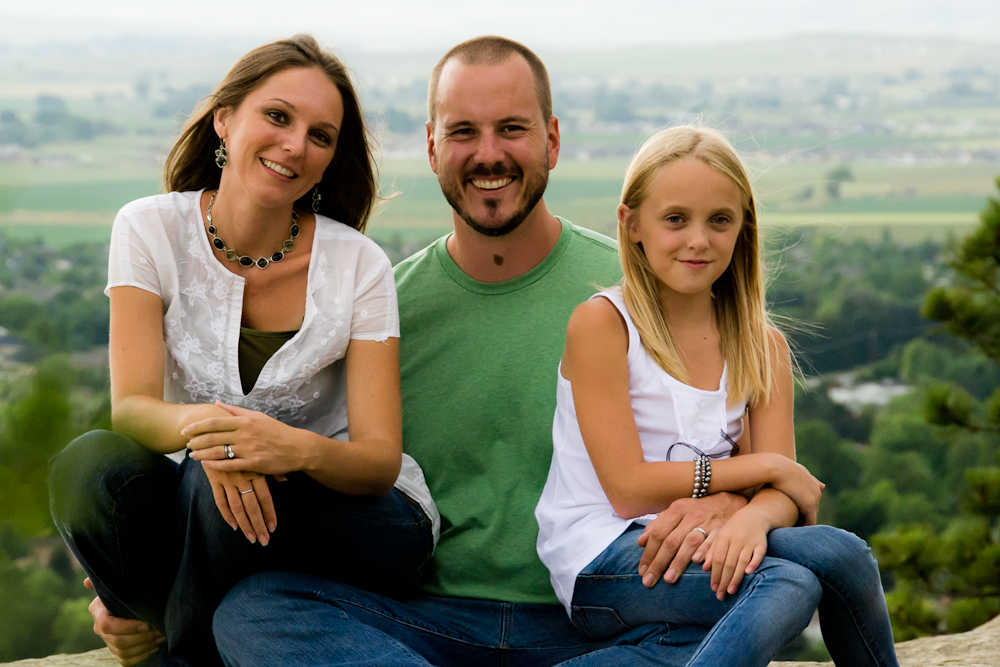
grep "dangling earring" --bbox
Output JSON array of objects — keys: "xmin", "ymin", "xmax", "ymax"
[
  {"xmin": 311, "ymin": 186, "xmax": 322, "ymax": 213},
  {"xmin": 215, "ymin": 139, "xmax": 228, "ymax": 168}
]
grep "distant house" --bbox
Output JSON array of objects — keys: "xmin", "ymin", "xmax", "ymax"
[{"xmin": 0, "ymin": 326, "xmax": 31, "ymax": 365}]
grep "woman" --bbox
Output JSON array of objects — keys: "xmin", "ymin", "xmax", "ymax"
[{"xmin": 48, "ymin": 35, "xmax": 436, "ymax": 667}]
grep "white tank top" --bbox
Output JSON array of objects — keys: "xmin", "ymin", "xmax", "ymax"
[{"xmin": 535, "ymin": 288, "xmax": 747, "ymax": 614}]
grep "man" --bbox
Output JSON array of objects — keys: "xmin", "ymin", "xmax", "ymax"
[{"xmin": 89, "ymin": 36, "xmax": 750, "ymax": 666}]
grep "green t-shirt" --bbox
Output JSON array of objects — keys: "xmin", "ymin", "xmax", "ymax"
[{"xmin": 395, "ymin": 217, "xmax": 622, "ymax": 603}]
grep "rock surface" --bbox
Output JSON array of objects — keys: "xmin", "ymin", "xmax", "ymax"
[{"xmin": 4, "ymin": 615, "xmax": 1000, "ymax": 667}]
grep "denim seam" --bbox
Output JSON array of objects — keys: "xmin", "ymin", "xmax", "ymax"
[
  {"xmin": 685, "ymin": 569, "xmax": 767, "ymax": 664},
  {"xmin": 318, "ymin": 596, "xmax": 590, "ymax": 651},
  {"xmin": 813, "ymin": 572, "xmax": 884, "ymax": 666},
  {"xmin": 325, "ymin": 597, "xmax": 496, "ymax": 648}
]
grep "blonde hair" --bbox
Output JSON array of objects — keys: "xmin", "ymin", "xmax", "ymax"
[
  {"xmin": 618, "ymin": 125, "xmax": 774, "ymax": 406},
  {"xmin": 163, "ymin": 34, "xmax": 378, "ymax": 232}
]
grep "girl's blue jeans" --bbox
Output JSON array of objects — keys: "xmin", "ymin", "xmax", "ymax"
[
  {"xmin": 47, "ymin": 430, "xmax": 434, "ymax": 667},
  {"xmin": 572, "ymin": 522, "xmax": 899, "ymax": 667}
]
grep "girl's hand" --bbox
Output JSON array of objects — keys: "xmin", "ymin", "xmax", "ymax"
[
  {"xmin": 770, "ymin": 455, "xmax": 825, "ymax": 525},
  {"xmin": 705, "ymin": 508, "xmax": 769, "ymax": 600},
  {"xmin": 184, "ymin": 401, "xmax": 303, "ymax": 477},
  {"xmin": 202, "ymin": 464, "xmax": 276, "ymax": 545}
]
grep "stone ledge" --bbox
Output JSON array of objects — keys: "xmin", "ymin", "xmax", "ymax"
[{"xmin": 4, "ymin": 615, "xmax": 999, "ymax": 667}]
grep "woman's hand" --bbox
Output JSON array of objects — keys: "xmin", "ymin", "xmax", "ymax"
[
  {"xmin": 705, "ymin": 508, "xmax": 770, "ymax": 601},
  {"xmin": 769, "ymin": 455, "xmax": 825, "ymax": 526},
  {"xmin": 202, "ymin": 465, "xmax": 276, "ymax": 545},
  {"xmin": 85, "ymin": 578, "xmax": 165, "ymax": 666},
  {"xmin": 185, "ymin": 401, "xmax": 302, "ymax": 477}
]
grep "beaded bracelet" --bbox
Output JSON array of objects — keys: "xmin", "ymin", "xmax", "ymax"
[{"xmin": 692, "ymin": 454, "xmax": 712, "ymax": 498}]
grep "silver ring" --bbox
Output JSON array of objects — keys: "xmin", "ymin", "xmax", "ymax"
[
  {"xmin": 224, "ymin": 444, "xmax": 234, "ymax": 459},
  {"xmin": 240, "ymin": 489, "xmax": 253, "ymax": 496},
  {"xmin": 691, "ymin": 527, "xmax": 708, "ymax": 538}
]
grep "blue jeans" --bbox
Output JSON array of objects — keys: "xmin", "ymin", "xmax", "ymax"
[
  {"xmin": 572, "ymin": 524, "xmax": 898, "ymax": 667},
  {"xmin": 213, "ymin": 572, "xmax": 709, "ymax": 667},
  {"xmin": 572, "ymin": 524, "xmax": 821, "ymax": 667},
  {"xmin": 213, "ymin": 523, "xmax": 898, "ymax": 667},
  {"xmin": 48, "ymin": 430, "xmax": 434, "ymax": 667}
]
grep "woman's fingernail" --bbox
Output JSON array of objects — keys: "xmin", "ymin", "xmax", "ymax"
[
  {"xmin": 247, "ymin": 534, "xmax": 256, "ymax": 544},
  {"xmin": 665, "ymin": 568, "xmax": 676, "ymax": 583},
  {"xmin": 137, "ymin": 624, "xmax": 149, "ymax": 633},
  {"xmin": 693, "ymin": 551, "xmax": 703, "ymax": 562},
  {"xmin": 259, "ymin": 534, "xmax": 268, "ymax": 546},
  {"xmin": 642, "ymin": 573, "xmax": 655, "ymax": 587},
  {"xmin": 180, "ymin": 428, "xmax": 189, "ymax": 436},
  {"xmin": 729, "ymin": 584, "xmax": 737, "ymax": 594},
  {"xmin": 268, "ymin": 521, "xmax": 276, "ymax": 532},
  {"xmin": 638, "ymin": 563, "xmax": 647, "ymax": 576}
]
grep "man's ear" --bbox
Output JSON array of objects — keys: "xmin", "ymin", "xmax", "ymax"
[
  {"xmin": 426, "ymin": 121, "xmax": 438, "ymax": 174},
  {"xmin": 547, "ymin": 115, "xmax": 560, "ymax": 170}
]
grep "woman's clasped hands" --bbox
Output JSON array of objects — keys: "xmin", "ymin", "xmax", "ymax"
[{"xmin": 183, "ymin": 400, "xmax": 302, "ymax": 545}]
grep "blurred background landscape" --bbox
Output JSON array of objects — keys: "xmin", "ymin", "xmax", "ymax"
[{"xmin": 1, "ymin": 0, "xmax": 1000, "ymax": 662}]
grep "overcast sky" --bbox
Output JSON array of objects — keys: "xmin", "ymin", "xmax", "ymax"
[{"xmin": 2, "ymin": 0, "xmax": 999, "ymax": 52}]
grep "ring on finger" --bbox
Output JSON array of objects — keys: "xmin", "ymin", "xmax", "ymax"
[
  {"xmin": 691, "ymin": 527, "xmax": 708, "ymax": 538},
  {"xmin": 240, "ymin": 489, "xmax": 253, "ymax": 496},
  {"xmin": 224, "ymin": 444, "xmax": 235, "ymax": 459}
]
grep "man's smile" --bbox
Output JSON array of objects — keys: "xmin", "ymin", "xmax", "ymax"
[{"xmin": 470, "ymin": 176, "xmax": 514, "ymax": 190}]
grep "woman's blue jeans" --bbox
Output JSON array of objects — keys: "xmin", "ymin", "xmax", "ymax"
[
  {"xmin": 572, "ymin": 523, "xmax": 898, "ymax": 667},
  {"xmin": 47, "ymin": 430, "xmax": 434, "ymax": 667}
]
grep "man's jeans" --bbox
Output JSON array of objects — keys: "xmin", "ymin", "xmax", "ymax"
[
  {"xmin": 48, "ymin": 430, "xmax": 434, "ymax": 667},
  {"xmin": 214, "ymin": 524, "xmax": 897, "ymax": 667}
]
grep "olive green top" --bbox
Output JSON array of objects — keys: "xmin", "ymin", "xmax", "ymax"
[{"xmin": 238, "ymin": 327, "xmax": 298, "ymax": 396}]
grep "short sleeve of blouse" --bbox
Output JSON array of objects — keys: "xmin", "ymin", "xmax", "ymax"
[
  {"xmin": 350, "ymin": 244, "xmax": 399, "ymax": 341},
  {"xmin": 105, "ymin": 203, "xmax": 162, "ymax": 298}
]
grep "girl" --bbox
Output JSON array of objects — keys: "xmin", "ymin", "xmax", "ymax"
[
  {"xmin": 536, "ymin": 126, "xmax": 898, "ymax": 666},
  {"xmin": 48, "ymin": 35, "xmax": 436, "ymax": 667}
]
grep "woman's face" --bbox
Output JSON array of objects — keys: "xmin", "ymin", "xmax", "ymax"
[
  {"xmin": 214, "ymin": 66, "xmax": 344, "ymax": 210},
  {"xmin": 623, "ymin": 158, "xmax": 744, "ymax": 301}
]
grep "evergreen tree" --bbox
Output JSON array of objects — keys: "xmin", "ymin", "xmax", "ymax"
[{"xmin": 873, "ymin": 177, "xmax": 1000, "ymax": 639}]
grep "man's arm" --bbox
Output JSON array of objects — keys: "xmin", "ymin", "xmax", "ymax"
[{"xmin": 636, "ymin": 492, "xmax": 748, "ymax": 586}]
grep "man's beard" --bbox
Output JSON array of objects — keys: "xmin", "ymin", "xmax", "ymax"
[{"xmin": 439, "ymin": 162, "xmax": 548, "ymax": 238}]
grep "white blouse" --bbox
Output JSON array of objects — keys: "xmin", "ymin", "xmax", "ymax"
[
  {"xmin": 536, "ymin": 288, "xmax": 746, "ymax": 613},
  {"xmin": 106, "ymin": 190, "xmax": 438, "ymax": 541}
]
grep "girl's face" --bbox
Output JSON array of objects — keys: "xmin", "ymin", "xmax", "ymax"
[
  {"xmin": 214, "ymin": 66, "xmax": 344, "ymax": 211},
  {"xmin": 622, "ymin": 157, "xmax": 744, "ymax": 301}
]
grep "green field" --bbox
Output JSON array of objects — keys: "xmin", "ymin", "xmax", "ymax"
[{"xmin": 1, "ymin": 150, "xmax": 995, "ymax": 247}]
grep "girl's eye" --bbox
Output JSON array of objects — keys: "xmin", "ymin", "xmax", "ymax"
[
  {"xmin": 266, "ymin": 110, "xmax": 287, "ymax": 123},
  {"xmin": 311, "ymin": 132, "xmax": 332, "ymax": 146},
  {"xmin": 665, "ymin": 215, "xmax": 684, "ymax": 224},
  {"xmin": 712, "ymin": 215, "xmax": 731, "ymax": 225}
]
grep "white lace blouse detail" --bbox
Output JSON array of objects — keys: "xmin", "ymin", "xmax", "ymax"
[{"xmin": 106, "ymin": 190, "xmax": 439, "ymax": 540}]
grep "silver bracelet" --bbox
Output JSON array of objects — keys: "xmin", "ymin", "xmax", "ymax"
[{"xmin": 692, "ymin": 454, "xmax": 711, "ymax": 498}]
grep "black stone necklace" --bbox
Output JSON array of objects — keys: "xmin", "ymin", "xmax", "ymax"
[{"xmin": 206, "ymin": 189, "xmax": 299, "ymax": 269}]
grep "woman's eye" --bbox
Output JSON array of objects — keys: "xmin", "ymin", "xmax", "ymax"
[
  {"xmin": 311, "ymin": 132, "xmax": 332, "ymax": 145},
  {"xmin": 266, "ymin": 110, "xmax": 287, "ymax": 123}
]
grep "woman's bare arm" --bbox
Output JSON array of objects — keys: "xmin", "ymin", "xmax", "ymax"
[
  {"xmin": 189, "ymin": 337, "xmax": 402, "ymax": 496},
  {"xmin": 109, "ymin": 286, "xmax": 231, "ymax": 453}
]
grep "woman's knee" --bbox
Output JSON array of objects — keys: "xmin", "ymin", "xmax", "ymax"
[{"xmin": 48, "ymin": 430, "xmax": 173, "ymax": 523}]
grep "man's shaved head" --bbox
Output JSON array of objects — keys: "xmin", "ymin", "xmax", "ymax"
[{"xmin": 427, "ymin": 35, "xmax": 552, "ymax": 127}]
